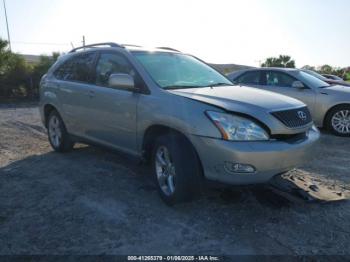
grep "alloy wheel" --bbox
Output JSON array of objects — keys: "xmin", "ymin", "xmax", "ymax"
[
  {"xmin": 331, "ymin": 110, "xmax": 350, "ymax": 134},
  {"xmin": 48, "ymin": 115, "xmax": 62, "ymax": 148},
  {"xmin": 155, "ymin": 146, "xmax": 176, "ymax": 196}
]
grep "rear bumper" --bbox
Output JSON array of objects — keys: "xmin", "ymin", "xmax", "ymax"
[{"xmin": 189, "ymin": 128, "xmax": 320, "ymax": 185}]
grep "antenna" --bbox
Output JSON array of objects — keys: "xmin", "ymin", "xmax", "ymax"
[
  {"xmin": 255, "ymin": 60, "xmax": 262, "ymax": 67},
  {"xmin": 3, "ymin": 0, "xmax": 11, "ymax": 51},
  {"xmin": 82, "ymin": 36, "xmax": 86, "ymax": 48}
]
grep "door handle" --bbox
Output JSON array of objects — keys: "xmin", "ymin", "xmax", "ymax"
[{"xmin": 88, "ymin": 90, "xmax": 95, "ymax": 98}]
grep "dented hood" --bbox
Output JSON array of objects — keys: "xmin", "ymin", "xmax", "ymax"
[
  {"xmin": 169, "ymin": 85, "xmax": 305, "ymax": 112},
  {"xmin": 169, "ymin": 85, "xmax": 310, "ymax": 135}
]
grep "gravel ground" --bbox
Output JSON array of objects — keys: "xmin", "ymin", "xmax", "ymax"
[{"xmin": 0, "ymin": 103, "xmax": 350, "ymax": 255}]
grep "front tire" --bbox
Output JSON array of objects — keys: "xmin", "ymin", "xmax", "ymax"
[
  {"xmin": 152, "ymin": 133, "xmax": 202, "ymax": 205},
  {"xmin": 325, "ymin": 105, "xmax": 350, "ymax": 137},
  {"xmin": 47, "ymin": 110, "xmax": 74, "ymax": 152}
]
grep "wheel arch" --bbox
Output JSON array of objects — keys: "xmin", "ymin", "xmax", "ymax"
[
  {"xmin": 142, "ymin": 125, "xmax": 204, "ymax": 175},
  {"xmin": 323, "ymin": 103, "xmax": 350, "ymax": 128},
  {"xmin": 43, "ymin": 104, "xmax": 59, "ymax": 128}
]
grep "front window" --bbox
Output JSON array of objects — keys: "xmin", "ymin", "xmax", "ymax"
[
  {"xmin": 265, "ymin": 71, "xmax": 296, "ymax": 87},
  {"xmin": 95, "ymin": 53, "xmax": 135, "ymax": 87},
  {"xmin": 131, "ymin": 51, "xmax": 232, "ymax": 89},
  {"xmin": 298, "ymin": 71, "xmax": 330, "ymax": 88}
]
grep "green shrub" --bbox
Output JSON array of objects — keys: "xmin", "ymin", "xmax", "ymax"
[{"xmin": 0, "ymin": 38, "xmax": 59, "ymax": 99}]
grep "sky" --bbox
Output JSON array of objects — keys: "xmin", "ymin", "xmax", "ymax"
[{"xmin": 0, "ymin": 0, "xmax": 349, "ymax": 67}]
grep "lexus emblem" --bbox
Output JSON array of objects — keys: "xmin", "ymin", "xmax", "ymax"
[{"xmin": 297, "ymin": 111, "xmax": 307, "ymax": 121}]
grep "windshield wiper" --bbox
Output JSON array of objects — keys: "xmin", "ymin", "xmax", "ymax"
[
  {"xmin": 163, "ymin": 85, "xmax": 202, "ymax": 90},
  {"xmin": 163, "ymin": 83, "xmax": 234, "ymax": 90},
  {"xmin": 208, "ymin": 82, "xmax": 234, "ymax": 87}
]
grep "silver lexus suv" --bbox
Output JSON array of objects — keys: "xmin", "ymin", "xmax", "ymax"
[{"xmin": 39, "ymin": 43, "xmax": 320, "ymax": 205}]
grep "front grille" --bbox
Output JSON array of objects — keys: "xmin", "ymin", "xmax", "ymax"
[
  {"xmin": 271, "ymin": 107, "xmax": 312, "ymax": 128},
  {"xmin": 270, "ymin": 132, "xmax": 307, "ymax": 142}
]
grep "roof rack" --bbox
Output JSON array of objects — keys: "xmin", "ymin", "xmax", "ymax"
[
  {"xmin": 69, "ymin": 42, "xmax": 123, "ymax": 53},
  {"xmin": 156, "ymin": 47, "xmax": 181, "ymax": 52},
  {"xmin": 122, "ymin": 44, "xmax": 142, "ymax": 48}
]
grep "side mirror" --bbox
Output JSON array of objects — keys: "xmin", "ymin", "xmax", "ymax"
[
  {"xmin": 292, "ymin": 80, "xmax": 306, "ymax": 90},
  {"xmin": 108, "ymin": 74, "xmax": 136, "ymax": 91}
]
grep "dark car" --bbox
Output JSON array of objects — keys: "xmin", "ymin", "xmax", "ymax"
[{"xmin": 323, "ymin": 74, "xmax": 344, "ymax": 81}]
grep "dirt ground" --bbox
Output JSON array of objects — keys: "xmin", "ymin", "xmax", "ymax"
[{"xmin": 0, "ymin": 103, "xmax": 350, "ymax": 255}]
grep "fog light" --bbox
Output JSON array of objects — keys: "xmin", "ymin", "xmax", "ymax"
[{"xmin": 224, "ymin": 162, "xmax": 256, "ymax": 174}]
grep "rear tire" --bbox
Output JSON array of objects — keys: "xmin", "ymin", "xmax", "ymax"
[
  {"xmin": 325, "ymin": 105, "xmax": 350, "ymax": 137},
  {"xmin": 47, "ymin": 110, "xmax": 75, "ymax": 152},
  {"xmin": 152, "ymin": 133, "xmax": 202, "ymax": 205}
]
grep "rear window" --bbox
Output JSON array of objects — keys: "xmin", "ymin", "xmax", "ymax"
[
  {"xmin": 54, "ymin": 52, "xmax": 96, "ymax": 83},
  {"xmin": 236, "ymin": 71, "xmax": 260, "ymax": 85}
]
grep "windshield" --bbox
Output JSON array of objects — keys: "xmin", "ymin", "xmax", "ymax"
[
  {"xmin": 131, "ymin": 51, "xmax": 232, "ymax": 89},
  {"xmin": 298, "ymin": 71, "xmax": 331, "ymax": 88},
  {"xmin": 303, "ymin": 69, "xmax": 328, "ymax": 81},
  {"xmin": 328, "ymin": 75, "xmax": 343, "ymax": 81}
]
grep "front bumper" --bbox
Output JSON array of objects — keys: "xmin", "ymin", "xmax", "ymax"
[{"xmin": 190, "ymin": 128, "xmax": 320, "ymax": 185}]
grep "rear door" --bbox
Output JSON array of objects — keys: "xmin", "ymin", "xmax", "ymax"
[
  {"xmin": 53, "ymin": 52, "xmax": 98, "ymax": 135},
  {"xmin": 260, "ymin": 70, "xmax": 317, "ymax": 114}
]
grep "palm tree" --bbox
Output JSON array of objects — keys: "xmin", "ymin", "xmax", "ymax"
[{"xmin": 261, "ymin": 55, "xmax": 295, "ymax": 68}]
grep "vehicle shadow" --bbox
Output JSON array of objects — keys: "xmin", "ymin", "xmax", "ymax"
[
  {"xmin": 1, "ymin": 143, "xmax": 348, "ymax": 211},
  {"xmin": 0, "ymin": 101, "xmax": 38, "ymax": 109},
  {"xmin": 1, "ymin": 145, "xmax": 350, "ymax": 254}
]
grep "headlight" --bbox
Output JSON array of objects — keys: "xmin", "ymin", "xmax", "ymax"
[{"xmin": 206, "ymin": 111, "xmax": 269, "ymax": 141}]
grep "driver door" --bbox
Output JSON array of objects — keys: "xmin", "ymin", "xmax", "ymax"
[{"xmin": 82, "ymin": 51, "xmax": 140, "ymax": 155}]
